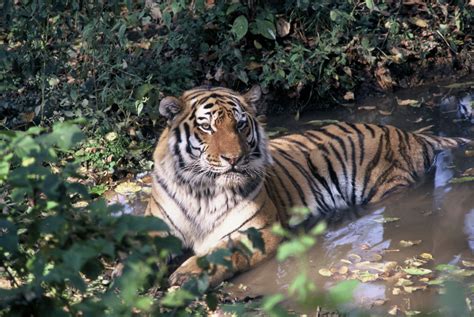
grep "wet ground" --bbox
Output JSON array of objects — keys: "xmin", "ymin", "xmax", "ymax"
[{"xmin": 107, "ymin": 76, "xmax": 474, "ymax": 315}]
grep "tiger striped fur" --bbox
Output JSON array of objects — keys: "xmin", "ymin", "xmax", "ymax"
[{"xmin": 145, "ymin": 86, "xmax": 470, "ymax": 286}]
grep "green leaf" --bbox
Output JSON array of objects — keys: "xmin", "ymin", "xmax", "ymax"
[
  {"xmin": 328, "ymin": 280, "xmax": 358, "ymax": 305},
  {"xmin": 241, "ymin": 227, "xmax": 265, "ymax": 253},
  {"xmin": 435, "ymin": 264, "xmax": 458, "ymax": 272},
  {"xmin": 135, "ymin": 84, "xmax": 153, "ymax": 99},
  {"xmin": 365, "ymin": 0, "xmax": 375, "ymax": 11},
  {"xmin": 231, "ymin": 15, "xmax": 248, "ymax": 41},
  {"xmin": 261, "ymin": 294, "xmax": 290, "ymax": 317},
  {"xmin": 310, "ymin": 221, "xmax": 327, "ymax": 236},
  {"xmin": 440, "ymin": 281, "xmax": 470, "ymax": 316},
  {"xmin": 403, "ymin": 267, "xmax": 432, "ymax": 275},
  {"xmin": 276, "ymin": 236, "xmax": 315, "ymax": 261},
  {"xmin": 161, "ymin": 288, "xmax": 195, "ymax": 307},
  {"xmin": 206, "ymin": 248, "xmax": 232, "ymax": 269},
  {"xmin": 254, "ymin": 18, "xmax": 276, "ymax": 40},
  {"xmin": 450, "ymin": 176, "xmax": 474, "ymax": 184},
  {"xmin": 13, "ymin": 135, "xmax": 40, "ymax": 158},
  {"xmin": 114, "ymin": 215, "xmax": 169, "ymax": 241}
]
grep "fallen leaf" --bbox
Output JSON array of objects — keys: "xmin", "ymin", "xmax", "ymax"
[
  {"xmin": 449, "ymin": 176, "xmax": 474, "ymax": 184},
  {"xmin": 412, "ymin": 17, "xmax": 428, "ymax": 28},
  {"xmin": 412, "ymin": 125, "xmax": 434, "ymax": 134},
  {"xmin": 403, "ymin": 267, "xmax": 432, "ymax": 275},
  {"xmin": 392, "ymin": 287, "xmax": 401, "ymax": 295},
  {"xmin": 338, "ymin": 266, "xmax": 349, "ymax": 274},
  {"xmin": 388, "ymin": 305, "xmax": 399, "ymax": 315},
  {"xmin": 348, "ymin": 254, "xmax": 362, "ymax": 263},
  {"xmin": 396, "ymin": 278, "xmax": 413, "ymax": 287},
  {"xmin": 383, "ymin": 249, "xmax": 401, "ymax": 253},
  {"xmin": 21, "ymin": 112, "xmax": 35, "ymax": 123},
  {"xmin": 115, "ymin": 181, "xmax": 142, "ymax": 194},
  {"xmin": 462, "ymin": 260, "xmax": 474, "ymax": 268},
  {"xmin": 343, "ymin": 91, "xmax": 355, "ymax": 101},
  {"xmin": 400, "ymin": 240, "xmax": 422, "ymax": 247},
  {"xmin": 374, "ymin": 217, "xmax": 400, "ymax": 224},
  {"xmin": 405, "ymin": 310, "xmax": 421, "ymax": 316},
  {"xmin": 368, "ymin": 253, "xmax": 383, "ymax": 262},
  {"xmin": 462, "ymin": 168, "xmax": 474, "ymax": 177},
  {"xmin": 465, "ymin": 150, "xmax": 474, "ymax": 157},
  {"xmin": 305, "ymin": 119, "xmax": 339, "ymax": 127},
  {"xmin": 318, "ymin": 268, "xmax": 333, "ymax": 277},
  {"xmin": 356, "ymin": 271, "xmax": 379, "ymax": 282},
  {"xmin": 375, "ymin": 64, "xmax": 395, "ymax": 90},
  {"xmin": 452, "ymin": 269, "xmax": 474, "ymax": 277},
  {"xmin": 379, "ymin": 110, "xmax": 393, "ymax": 116},
  {"xmin": 420, "ymin": 253, "xmax": 433, "ymax": 260},
  {"xmin": 105, "ymin": 132, "xmax": 118, "ymax": 142},
  {"xmin": 397, "ymin": 98, "xmax": 421, "ymax": 107},
  {"xmin": 276, "ymin": 18, "xmax": 291, "ymax": 37},
  {"xmin": 403, "ymin": 285, "xmax": 426, "ymax": 293},
  {"xmin": 358, "ymin": 106, "xmax": 376, "ymax": 111},
  {"xmin": 427, "ymin": 279, "xmax": 444, "ymax": 285},
  {"xmin": 443, "ymin": 81, "xmax": 474, "ymax": 89}
]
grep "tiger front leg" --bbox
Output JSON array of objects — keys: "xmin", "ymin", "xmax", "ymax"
[{"xmin": 169, "ymin": 227, "xmax": 281, "ymax": 287}]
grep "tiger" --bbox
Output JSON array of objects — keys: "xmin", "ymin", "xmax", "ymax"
[{"xmin": 145, "ymin": 85, "xmax": 470, "ymax": 286}]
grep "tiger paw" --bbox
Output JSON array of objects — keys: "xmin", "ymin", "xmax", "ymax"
[{"xmin": 168, "ymin": 257, "xmax": 201, "ymax": 286}]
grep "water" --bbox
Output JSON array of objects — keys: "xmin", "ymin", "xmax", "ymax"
[
  {"xmin": 107, "ymin": 77, "xmax": 474, "ymax": 314},
  {"xmin": 227, "ymin": 78, "xmax": 474, "ymax": 314}
]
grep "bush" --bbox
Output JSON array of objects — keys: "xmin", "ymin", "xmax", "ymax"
[{"xmin": 0, "ymin": 122, "xmax": 363, "ymax": 316}]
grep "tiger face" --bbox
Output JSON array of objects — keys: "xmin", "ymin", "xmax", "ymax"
[{"xmin": 158, "ymin": 86, "xmax": 271, "ymax": 188}]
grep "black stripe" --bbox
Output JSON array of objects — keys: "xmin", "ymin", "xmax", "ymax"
[
  {"xmin": 345, "ymin": 123, "xmax": 365, "ymax": 165},
  {"xmin": 152, "ymin": 173, "xmax": 193, "ymax": 222},
  {"xmin": 365, "ymin": 163, "xmax": 396, "ymax": 203},
  {"xmin": 323, "ymin": 152, "xmax": 346, "ymax": 202},
  {"xmin": 395, "ymin": 129, "xmax": 417, "ymax": 180},
  {"xmin": 274, "ymin": 148, "xmax": 326, "ymax": 212},
  {"xmin": 268, "ymin": 165, "xmax": 292, "ymax": 208},
  {"xmin": 333, "ymin": 122, "xmax": 352, "ymax": 134},
  {"xmin": 305, "ymin": 130, "xmax": 323, "ymax": 141},
  {"xmin": 318, "ymin": 129, "xmax": 349, "ymax": 161},
  {"xmin": 361, "ymin": 134, "xmax": 384, "ymax": 203},
  {"xmin": 223, "ymin": 198, "xmax": 267, "ymax": 239},
  {"xmin": 416, "ymin": 136, "xmax": 433, "ymax": 171},
  {"xmin": 183, "ymin": 122, "xmax": 194, "ymax": 156},
  {"xmin": 307, "ymin": 156, "xmax": 337, "ymax": 209},
  {"xmin": 173, "ymin": 127, "xmax": 185, "ymax": 169},
  {"xmin": 348, "ymin": 136, "xmax": 357, "ymax": 205},
  {"xmin": 151, "ymin": 193, "xmax": 186, "ymax": 241},
  {"xmin": 272, "ymin": 154, "xmax": 308, "ymax": 206},
  {"xmin": 364, "ymin": 124, "xmax": 376, "ymax": 138}
]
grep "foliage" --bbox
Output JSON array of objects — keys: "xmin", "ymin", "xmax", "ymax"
[
  {"xmin": 0, "ymin": 123, "xmax": 216, "ymax": 316},
  {"xmin": 1, "ymin": 0, "xmax": 472, "ymax": 177}
]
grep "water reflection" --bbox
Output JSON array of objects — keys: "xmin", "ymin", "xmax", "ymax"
[{"xmin": 465, "ymin": 209, "xmax": 474, "ymax": 252}]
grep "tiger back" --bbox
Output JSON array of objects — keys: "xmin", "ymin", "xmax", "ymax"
[{"xmin": 146, "ymin": 86, "xmax": 469, "ymax": 286}]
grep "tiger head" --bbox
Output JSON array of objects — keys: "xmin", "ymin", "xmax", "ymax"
[{"xmin": 155, "ymin": 86, "xmax": 271, "ymax": 188}]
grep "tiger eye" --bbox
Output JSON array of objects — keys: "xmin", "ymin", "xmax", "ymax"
[{"xmin": 201, "ymin": 123, "xmax": 211, "ymax": 130}]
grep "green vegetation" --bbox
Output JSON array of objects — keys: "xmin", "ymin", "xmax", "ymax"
[{"xmin": 0, "ymin": 124, "xmax": 360, "ymax": 316}]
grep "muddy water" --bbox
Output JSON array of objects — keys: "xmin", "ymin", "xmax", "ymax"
[{"xmin": 227, "ymin": 79, "xmax": 474, "ymax": 314}]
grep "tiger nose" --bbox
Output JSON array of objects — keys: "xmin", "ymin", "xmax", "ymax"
[{"xmin": 221, "ymin": 154, "xmax": 242, "ymax": 166}]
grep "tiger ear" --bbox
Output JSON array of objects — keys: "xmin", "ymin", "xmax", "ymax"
[
  {"xmin": 159, "ymin": 96, "xmax": 182, "ymax": 124},
  {"xmin": 243, "ymin": 85, "xmax": 262, "ymax": 113}
]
